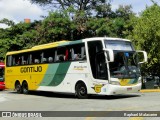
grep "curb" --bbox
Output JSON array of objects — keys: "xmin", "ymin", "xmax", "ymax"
[{"xmin": 140, "ymin": 89, "xmax": 160, "ymax": 92}]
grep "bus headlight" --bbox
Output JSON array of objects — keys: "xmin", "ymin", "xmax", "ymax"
[{"xmin": 110, "ymin": 81, "xmax": 120, "ymax": 85}]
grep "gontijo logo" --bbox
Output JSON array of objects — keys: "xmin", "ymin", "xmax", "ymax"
[{"xmin": 20, "ymin": 66, "xmax": 42, "ymax": 73}]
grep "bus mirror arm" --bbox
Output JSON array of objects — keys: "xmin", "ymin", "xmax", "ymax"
[
  {"xmin": 136, "ymin": 51, "xmax": 148, "ymax": 64},
  {"xmin": 103, "ymin": 48, "xmax": 114, "ymax": 62}
]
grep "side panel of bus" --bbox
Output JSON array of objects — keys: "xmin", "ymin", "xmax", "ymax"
[
  {"xmin": 5, "ymin": 65, "xmax": 48, "ymax": 90},
  {"xmin": 5, "ymin": 61, "xmax": 94, "ymax": 94},
  {"xmin": 37, "ymin": 61, "xmax": 91, "ymax": 93}
]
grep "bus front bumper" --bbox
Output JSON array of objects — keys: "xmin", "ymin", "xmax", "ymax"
[{"xmin": 101, "ymin": 83, "xmax": 142, "ymax": 95}]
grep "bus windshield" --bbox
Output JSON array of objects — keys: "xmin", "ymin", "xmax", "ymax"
[
  {"xmin": 109, "ymin": 51, "xmax": 140, "ymax": 79},
  {"xmin": 104, "ymin": 40, "xmax": 140, "ymax": 79},
  {"xmin": 104, "ymin": 40, "xmax": 134, "ymax": 51}
]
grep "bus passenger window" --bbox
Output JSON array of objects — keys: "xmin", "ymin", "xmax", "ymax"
[
  {"xmin": 22, "ymin": 61, "xmax": 26, "ymax": 65},
  {"xmin": 34, "ymin": 59, "xmax": 39, "ymax": 63},
  {"xmin": 73, "ymin": 53, "xmax": 80, "ymax": 60},
  {"xmin": 59, "ymin": 55, "xmax": 64, "ymax": 61},
  {"xmin": 42, "ymin": 58, "xmax": 47, "ymax": 63},
  {"xmin": 81, "ymin": 46, "xmax": 86, "ymax": 60},
  {"xmin": 16, "ymin": 57, "xmax": 21, "ymax": 65},
  {"xmin": 48, "ymin": 57, "xmax": 53, "ymax": 63},
  {"xmin": 56, "ymin": 47, "xmax": 66, "ymax": 62},
  {"xmin": 16, "ymin": 60, "xmax": 20, "ymax": 65},
  {"xmin": 71, "ymin": 44, "xmax": 86, "ymax": 61},
  {"xmin": 55, "ymin": 56, "xmax": 59, "ymax": 62}
]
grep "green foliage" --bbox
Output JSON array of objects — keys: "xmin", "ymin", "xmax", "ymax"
[
  {"xmin": 87, "ymin": 17, "xmax": 112, "ymax": 37},
  {"xmin": 0, "ymin": 19, "xmax": 39, "ymax": 58},
  {"xmin": 0, "ymin": 3, "xmax": 135, "ymax": 59},
  {"xmin": 132, "ymin": 4, "xmax": 160, "ymax": 74},
  {"xmin": 30, "ymin": 0, "xmax": 112, "ymax": 16},
  {"xmin": 40, "ymin": 11, "xmax": 73, "ymax": 42},
  {"xmin": 0, "ymin": 18, "xmax": 15, "ymax": 26}
]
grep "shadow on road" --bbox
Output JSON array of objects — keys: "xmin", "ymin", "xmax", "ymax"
[
  {"xmin": 90, "ymin": 94, "xmax": 140, "ymax": 100},
  {"xmin": 8, "ymin": 90, "xmax": 140, "ymax": 100}
]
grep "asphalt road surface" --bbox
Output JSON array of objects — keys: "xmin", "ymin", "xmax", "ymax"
[{"xmin": 0, "ymin": 90, "xmax": 160, "ymax": 120}]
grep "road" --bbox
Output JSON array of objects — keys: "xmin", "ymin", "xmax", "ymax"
[{"xmin": 0, "ymin": 90, "xmax": 160, "ymax": 120}]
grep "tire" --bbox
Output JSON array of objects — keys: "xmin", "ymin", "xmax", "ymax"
[
  {"xmin": 15, "ymin": 82, "xmax": 22, "ymax": 94},
  {"xmin": 22, "ymin": 82, "xmax": 29, "ymax": 94},
  {"xmin": 75, "ymin": 82, "xmax": 88, "ymax": 99}
]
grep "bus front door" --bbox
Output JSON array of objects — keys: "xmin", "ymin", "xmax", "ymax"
[{"xmin": 88, "ymin": 41, "xmax": 108, "ymax": 80}]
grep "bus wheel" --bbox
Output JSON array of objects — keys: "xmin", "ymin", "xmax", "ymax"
[
  {"xmin": 22, "ymin": 81, "xmax": 29, "ymax": 94},
  {"xmin": 15, "ymin": 82, "xmax": 22, "ymax": 94},
  {"xmin": 75, "ymin": 82, "xmax": 88, "ymax": 99}
]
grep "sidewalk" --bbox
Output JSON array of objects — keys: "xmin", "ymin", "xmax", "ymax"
[{"xmin": 140, "ymin": 89, "xmax": 160, "ymax": 92}]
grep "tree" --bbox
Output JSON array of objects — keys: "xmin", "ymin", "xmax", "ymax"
[
  {"xmin": 111, "ymin": 5, "xmax": 136, "ymax": 38},
  {"xmin": 39, "ymin": 11, "xmax": 73, "ymax": 42},
  {"xmin": 30, "ymin": 0, "xmax": 109, "ymax": 10},
  {"xmin": 115, "ymin": 5, "xmax": 133, "ymax": 20},
  {"xmin": 132, "ymin": 3, "xmax": 160, "ymax": 74},
  {"xmin": 0, "ymin": 18, "xmax": 15, "ymax": 26},
  {"xmin": 0, "ymin": 20, "xmax": 40, "ymax": 58}
]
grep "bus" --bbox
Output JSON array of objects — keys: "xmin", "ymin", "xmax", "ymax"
[{"xmin": 5, "ymin": 37, "xmax": 147, "ymax": 98}]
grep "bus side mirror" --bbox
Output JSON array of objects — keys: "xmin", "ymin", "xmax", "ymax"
[
  {"xmin": 136, "ymin": 51, "xmax": 147, "ymax": 64},
  {"xmin": 103, "ymin": 49, "xmax": 114, "ymax": 62}
]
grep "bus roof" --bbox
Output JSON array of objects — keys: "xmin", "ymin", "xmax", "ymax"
[
  {"xmin": 31, "ymin": 40, "xmax": 67, "ymax": 49},
  {"xmin": 6, "ymin": 37, "xmax": 131, "ymax": 55},
  {"xmin": 6, "ymin": 40, "xmax": 83, "ymax": 55},
  {"xmin": 82, "ymin": 37, "xmax": 131, "ymax": 42}
]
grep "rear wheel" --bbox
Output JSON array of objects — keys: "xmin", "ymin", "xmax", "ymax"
[
  {"xmin": 15, "ymin": 82, "xmax": 22, "ymax": 94},
  {"xmin": 75, "ymin": 82, "xmax": 88, "ymax": 99},
  {"xmin": 22, "ymin": 81, "xmax": 29, "ymax": 94}
]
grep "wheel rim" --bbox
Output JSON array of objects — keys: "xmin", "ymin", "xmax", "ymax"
[
  {"xmin": 76, "ymin": 83, "xmax": 88, "ymax": 99},
  {"xmin": 78, "ymin": 86, "xmax": 86, "ymax": 97}
]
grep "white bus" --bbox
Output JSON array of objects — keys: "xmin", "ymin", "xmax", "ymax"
[{"xmin": 5, "ymin": 37, "xmax": 147, "ymax": 98}]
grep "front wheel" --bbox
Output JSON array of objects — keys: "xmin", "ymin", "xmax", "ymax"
[{"xmin": 75, "ymin": 83, "xmax": 88, "ymax": 99}]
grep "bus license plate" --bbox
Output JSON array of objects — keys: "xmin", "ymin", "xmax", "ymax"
[{"xmin": 127, "ymin": 88, "xmax": 132, "ymax": 91}]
